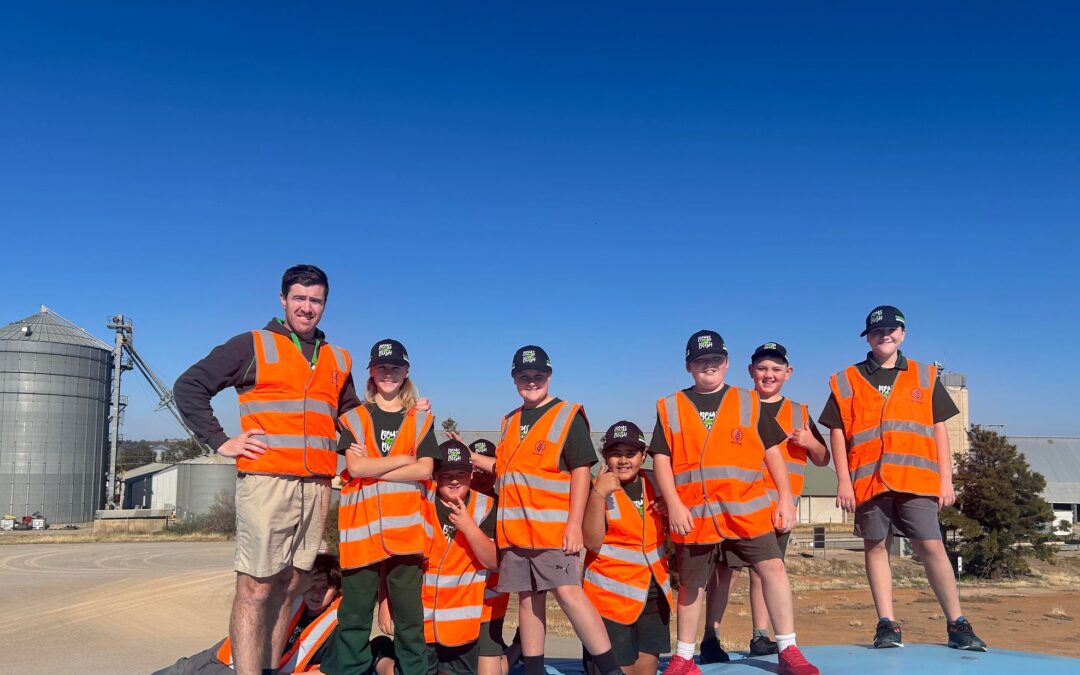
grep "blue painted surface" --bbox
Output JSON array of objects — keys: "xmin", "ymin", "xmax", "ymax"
[{"xmin": 535, "ymin": 644, "xmax": 1080, "ymax": 675}]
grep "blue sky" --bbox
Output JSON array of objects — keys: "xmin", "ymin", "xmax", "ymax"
[{"xmin": 2, "ymin": 3, "xmax": 1077, "ymax": 441}]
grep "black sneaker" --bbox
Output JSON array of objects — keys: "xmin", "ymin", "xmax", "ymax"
[
  {"xmin": 700, "ymin": 635, "xmax": 730, "ymax": 663},
  {"xmin": 873, "ymin": 619, "xmax": 904, "ymax": 648},
  {"xmin": 749, "ymin": 634, "xmax": 778, "ymax": 656},
  {"xmin": 947, "ymin": 618, "xmax": 988, "ymax": 652}
]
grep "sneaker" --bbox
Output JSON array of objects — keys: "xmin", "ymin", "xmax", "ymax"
[
  {"xmin": 662, "ymin": 655, "xmax": 702, "ymax": 675},
  {"xmin": 948, "ymin": 618, "xmax": 988, "ymax": 652},
  {"xmin": 873, "ymin": 619, "xmax": 904, "ymax": 648},
  {"xmin": 699, "ymin": 635, "xmax": 730, "ymax": 663},
  {"xmin": 749, "ymin": 634, "xmax": 778, "ymax": 656},
  {"xmin": 777, "ymin": 645, "xmax": 819, "ymax": 675}
]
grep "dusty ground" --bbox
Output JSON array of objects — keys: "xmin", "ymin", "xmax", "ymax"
[{"xmin": 2, "ymin": 539, "xmax": 1078, "ymax": 674}]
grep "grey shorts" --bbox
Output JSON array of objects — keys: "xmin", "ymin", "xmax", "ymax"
[
  {"xmin": 234, "ymin": 474, "xmax": 331, "ymax": 578},
  {"xmin": 674, "ymin": 543, "xmax": 721, "ymax": 590},
  {"xmin": 495, "ymin": 547, "xmax": 581, "ymax": 593},
  {"xmin": 854, "ymin": 492, "xmax": 942, "ymax": 541},
  {"xmin": 723, "ymin": 532, "xmax": 788, "ymax": 569}
]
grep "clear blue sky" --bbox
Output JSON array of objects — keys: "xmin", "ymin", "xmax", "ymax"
[{"xmin": 2, "ymin": 3, "xmax": 1077, "ymax": 440}]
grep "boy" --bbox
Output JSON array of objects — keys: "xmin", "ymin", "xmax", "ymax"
[
  {"xmin": 582, "ymin": 421, "xmax": 672, "ymax": 675},
  {"xmin": 700, "ymin": 343, "xmax": 830, "ymax": 661},
  {"xmin": 650, "ymin": 330, "xmax": 818, "ymax": 675},
  {"xmin": 469, "ymin": 438, "xmax": 499, "ymax": 497},
  {"xmin": 470, "ymin": 345, "xmax": 625, "ymax": 675},
  {"xmin": 820, "ymin": 306, "xmax": 987, "ymax": 651},
  {"xmin": 422, "ymin": 439, "xmax": 504, "ymax": 675}
]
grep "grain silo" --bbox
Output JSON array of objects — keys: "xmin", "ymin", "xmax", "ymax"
[
  {"xmin": 171, "ymin": 454, "xmax": 236, "ymax": 521},
  {"xmin": 0, "ymin": 306, "xmax": 113, "ymax": 523}
]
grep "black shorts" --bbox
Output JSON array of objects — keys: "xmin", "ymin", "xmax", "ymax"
[
  {"xmin": 585, "ymin": 590, "xmax": 671, "ymax": 667},
  {"xmin": 723, "ymin": 532, "xmax": 788, "ymax": 569},
  {"xmin": 426, "ymin": 621, "xmax": 504, "ymax": 675}
]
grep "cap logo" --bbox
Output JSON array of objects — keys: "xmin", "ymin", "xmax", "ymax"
[
  {"xmin": 870, "ymin": 310, "xmax": 884, "ymax": 324},
  {"xmin": 474, "ymin": 442, "xmax": 487, "ymax": 452},
  {"xmin": 763, "ymin": 342, "xmax": 777, "ymax": 350},
  {"xmin": 614, "ymin": 425, "xmax": 628, "ymax": 438},
  {"xmin": 447, "ymin": 446, "xmax": 462, "ymax": 462},
  {"xmin": 378, "ymin": 343, "xmax": 393, "ymax": 357},
  {"xmin": 522, "ymin": 349, "xmax": 536, "ymax": 363},
  {"xmin": 731, "ymin": 428, "xmax": 743, "ymax": 443},
  {"xmin": 698, "ymin": 335, "xmax": 713, "ymax": 349}
]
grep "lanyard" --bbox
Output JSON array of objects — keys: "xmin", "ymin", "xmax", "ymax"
[{"xmin": 277, "ymin": 319, "xmax": 320, "ymax": 367}]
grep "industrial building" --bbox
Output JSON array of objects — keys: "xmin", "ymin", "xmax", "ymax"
[
  {"xmin": 1010, "ymin": 436, "xmax": 1080, "ymax": 531},
  {"xmin": 0, "ymin": 307, "xmax": 113, "ymax": 523},
  {"xmin": 151, "ymin": 454, "xmax": 236, "ymax": 521}
]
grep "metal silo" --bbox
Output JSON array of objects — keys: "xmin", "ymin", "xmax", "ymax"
[
  {"xmin": 0, "ymin": 306, "xmax": 113, "ymax": 523},
  {"xmin": 174, "ymin": 454, "xmax": 236, "ymax": 521}
]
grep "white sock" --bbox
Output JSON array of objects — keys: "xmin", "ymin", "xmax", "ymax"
[
  {"xmin": 775, "ymin": 632, "xmax": 797, "ymax": 652},
  {"xmin": 676, "ymin": 641, "xmax": 696, "ymax": 660}
]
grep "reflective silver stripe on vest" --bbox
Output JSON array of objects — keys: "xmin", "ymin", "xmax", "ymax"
[
  {"xmin": 850, "ymin": 427, "xmax": 882, "ymax": 449},
  {"xmin": 415, "ymin": 410, "xmax": 431, "ymax": 447},
  {"xmin": 341, "ymin": 518, "xmax": 382, "ymax": 542},
  {"xmin": 501, "ymin": 471, "xmax": 571, "ymax": 495},
  {"xmin": 264, "ymin": 434, "xmax": 334, "ymax": 451},
  {"xmin": 257, "ymin": 330, "xmax": 279, "ymax": 364},
  {"xmin": 833, "ymin": 371, "xmax": 853, "ymax": 399},
  {"xmin": 584, "ymin": 567, "xmax": 648, "ymax": 603},
  {"xmin": 547, "ymin": 402, "xmax": 576, "ymax": 443},
  {"xmin": 673, "ymin": 466, "xmax": 761, "ymax": 486},
  {"xmin": 787, "ymin": 461, "xmax": 805, "ymax": 477},
  {"xmin": 643, "ymin": 546, "xmax": 664, "ymax": 568},
  {"xmin": 239, "ymin": 399, "xmax": 336, "ymax": 418},
  {"xmin": 605, "ymin": 494, "xmax": 621, "ymax": 521},
  {"xmin": 660, "ymin": 576, "xmax": 672, "ymax": 597},
  {"xmin": 342, "ymin": 409, "xmax": 367, "ymax": 439},
  {"xmin": 882, "ymin": 452, "xmax": 939, "ymax": 474},
  {"xmin": 789, "ymin": 401, "xmax": 803, "ymax": 430},
  {"xmin": 381, "ymin": 513, "xmax": 425, "ymax": 530},
  {"xmin": 765, "ymin": 487, "xmax": 800, "ymax": 506},
  {"xmin": 690, "ymin": 493, "xmax": 772, "ymax": 518},
  {"xmin": 499, "ymin": 506, "xmax": 569, "ymax": 522},
  {"xmin": 473, "ymin": 492, "xmax": 491, "ymax": 525},
  {"xmin": 375, "ymin": 481, "xmax": 422, "ymax": 496},
  {"xmin": 598, "ymin": 543, "xmax": 649, "ymax": 566},
  {"xmin": 327, "ymin": 345, "xmax": 347, "ymax": 372},
  {"xmin": 431, "ymin": 605, "xmax": 484, "ymax": 622},
  {"xmin": 737, "ymin": 387, "xmax": 753, "ymax": 427},
  {"xmin": 882, "ymin": 420, "xmax": 934, "ymax": 438},
  {"xmin": 425, "ymin": 570, "xmax": 479, "ymax": 588},
  {"xmin": 664, "ymin": 395, "xmax": 680, "ymax": 434},
  {"xmin": 917, "ymin": 361, "xmax": 930, "ymax": 389},
  {"xmin": 280, "ymin": 607, "xmax": 338, "ymax": 672}
]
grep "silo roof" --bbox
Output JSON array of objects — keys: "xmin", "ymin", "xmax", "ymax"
[
  {"xmin": 0, "ymin": 305, "xmax": 111, "ymax": 350},
  {"xmin": 179, "ymin": 454, "xmax": 236, "ymax": 465}
]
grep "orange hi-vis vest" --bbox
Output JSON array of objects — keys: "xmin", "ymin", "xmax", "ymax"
[
  {"xmin": 236, "ymin": 330, "xmax": 350, "ymax": 478},
  {"xmin": 337, "ymin": 405, "xmax": 435, "ymax": 570},
  {"xmin": 279, "ymin": 598, "xmax": 340, "ymax": 673},
  {"xmin": 762, "ymin": 398, "xmax": 810, "ymax": 507},
  {"xmin": 657, "ymin": 387, "xmax": 773, "ymax": 543},
  {"xmin": 423, "ymin": 490, "xmax": 495, "ymax": 647},
  {"xmin": 583, "ymin": 472, "xmax": 673, "ymax": 625},
  {"xmin": 216, "ymin": 597, "xmax": 304, "ymax": 667},
  {"xmin": 829, "ymin": 359, "xmax": 940, "ymax": 505},
  {"xmin": 495, "ymin": 401, "xmax": 584, "ymax": 550}
]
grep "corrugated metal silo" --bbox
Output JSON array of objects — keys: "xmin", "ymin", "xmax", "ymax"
[
  {"xmin": 0, "ymin": 306, "xmax": 113, "ymax": 523},
  {"xmin": 174, "ymin": 454, "xmax": 236, "ymax": 521}
]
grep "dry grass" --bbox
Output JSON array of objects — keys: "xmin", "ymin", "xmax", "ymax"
[
  {"xmin": 805, "ymin": 605, "xmax": 828, "ymax": 615},
  {"xmin": 1046, "ymin": 606, "xmax": 1073, "ymax": 621},
  {"xmin": 0, "ymin": 531, "xmax": 230, "ymax": 545}
]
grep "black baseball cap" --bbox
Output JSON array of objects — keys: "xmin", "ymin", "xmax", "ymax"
[
  {"xmin": 435, "ymin": 440, "xmax": 473, "ymax": 473},
  {"xmin": 860, "ymin": 305, "xmax": 906, "ymax": 337},
  {"xmin": 368, "ymin": 339, "xmax": 410, "ymax": 368},
  {"xmin": 469, "ymin": 439, "xmax": 496, "ymax": 457},
  {"xmin": 601, "ymin": 420, "xmax": 647, "ymax": 453},
  {"xmin": 751, "ymin": 342, "xmax": 789, "ymax": 364},
  {"xmin": 511, "ymin": 345, "xmax": 553, "ymax": 375},
  {"xmin": 685, "ymin": 330, "xmax": 728, "ymax": 363}
]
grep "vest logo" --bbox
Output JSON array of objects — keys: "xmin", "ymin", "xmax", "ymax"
[
  {"xmin": 332, "ymin": 371, "xmax": 339, "ymax": 388},
  {"xmin": 378, "ymin": 343, "xmax": 393, "ymax": 357},
  {"xmin": 534, "ymin": 440, "xmax": 546, "ymax": 455},
  {"xmin": 731, "ymin": 427, "xmax": 744, "ymax": 444},
  {"xmin": 911, "ymin": 388, "xmax": 924, "ymax": 402}
]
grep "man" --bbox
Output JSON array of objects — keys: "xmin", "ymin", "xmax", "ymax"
[{"xmin": 175, "ymin": 264, "xmax": 355, "ymax": 675}]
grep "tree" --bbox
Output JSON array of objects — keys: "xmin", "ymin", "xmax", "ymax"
[
  {"xmin": 940, "ymin": 426, "xmax": 1055, "ymax": 578},
  {"xmin": 161, "ymin": 438, "xmax": 206, "ymax": 463},
  {"xmin": 117, "ymin": 440, "xmax": 155, "ymax": 472},
  {"xmin": 441, "ymin": 417, "xmax": 459, "ymax": 434}
]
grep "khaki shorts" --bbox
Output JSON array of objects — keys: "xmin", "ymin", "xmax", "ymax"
[{"xmin": 234, "ymin": 474, "xmax": 330, "ymax": 578}]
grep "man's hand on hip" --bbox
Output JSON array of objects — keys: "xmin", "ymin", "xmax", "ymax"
[{"xmin": 218, "ymin": 429, "xmax": 268, "ymax": 460}]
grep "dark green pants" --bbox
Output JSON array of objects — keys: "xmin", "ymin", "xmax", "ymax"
[{"xmin": 333, "ymin": 555, "xmax": 427, "ymax": 675}]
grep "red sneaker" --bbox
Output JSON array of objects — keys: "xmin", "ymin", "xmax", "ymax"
[
  {"xmin": 777, "ymin": 645, "xmax": 819, "ymax": 675},
  {"xmin": 662, "ymin": 655, "xmax": 702, "ymax": 675}
]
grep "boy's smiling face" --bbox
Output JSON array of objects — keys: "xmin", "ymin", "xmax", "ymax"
[
  {"xmin": 749, "ymin": 357, "xmax": 791, "ymax": 399},
  {"xmin": 866, "ymin": 326, "xmax": 906, "ymax": 363},
  {"xmin": 603, "ymin": 444, "xmax": 644, "ymax": 483},
  {"xmin": 513, "ymin": 369, "xmax": 550, "ymax": 407},
  {"xmin": 370, "ymin": 363, "xmax": 408, "ymax": 398},
  {"xmin": 436, "ymin": 468, "xmax": 471, "ymax": 502},
  {"xmin": 303, "ymin": 570, "xmax": 337, "ymax": 614},
  {"xmin": 687, "ymin": 354, "xmax": 728, "ymax": 393}
]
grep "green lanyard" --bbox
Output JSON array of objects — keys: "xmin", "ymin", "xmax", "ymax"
[{"xmin": 277, "ymin": 318, "xmax": 320, "ymax": 367}]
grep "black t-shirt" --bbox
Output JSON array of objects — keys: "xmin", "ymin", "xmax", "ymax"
[
  {"xmin": 648, "ymin": 386, "xmax": 788, "ymax": 456},
  {"xmin": 336, "ymin": 403, "xmax": 440, "ymax": 460},
  {"xmin": 759, "ymin": 398, "xmax": 826, "ymax": 447},
  {"xmin": 818, "ymin": 351, "xmax": 960, "ymax": 430},
  {"xmin": 513, "ymin": 398, "xmax": 597, "ymax": 471},
  {"xmin": 435, "ymin": 491, "xmax": 498, "ymax": 542}
]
